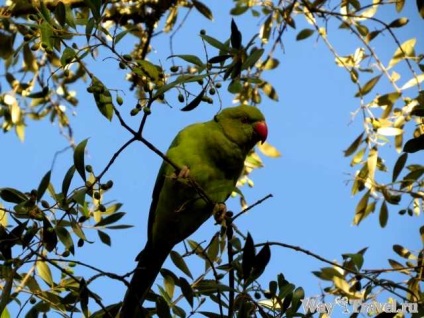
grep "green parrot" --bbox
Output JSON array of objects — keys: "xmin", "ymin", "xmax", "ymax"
[{"xmin": 120, "ymin": 105, "xmax": 267, "ymax": 317}]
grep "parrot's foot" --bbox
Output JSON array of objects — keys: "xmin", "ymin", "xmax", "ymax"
[
  {"xmin": 171, "ymin": 165, "xmax": 190, "ymax": 180},
  {"xmin": 213, "ymin": 202, "xmax": 227, "ymax": 224}
]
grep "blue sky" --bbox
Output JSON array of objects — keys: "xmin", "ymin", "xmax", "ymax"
[{"xmin": 2, "ymin": 1, "xmax": 424, "ymax": 316}]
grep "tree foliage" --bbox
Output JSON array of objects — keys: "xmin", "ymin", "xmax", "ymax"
[{"xmin": 0, "ymin": 0, "xmax": 423, "ymax": 317}]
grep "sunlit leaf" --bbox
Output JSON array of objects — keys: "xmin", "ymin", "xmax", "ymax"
[
  {"xmin": 258, "ymin": 141, "xmax": 281, "ymax": 157},
  {"xmin": 388, "ymin": 38, "xmax": 416, "ymax": 69},
  {"xmin": 401, "ymin": 74, "xmax": 424, "ymax": 90},
  {"xmin": 36, "ymin": 260, "xmax": 53, "ymax": 286},
  {"xmin": 393, "ymin": 244, "xmax": 417, "ymax": 259},
  {"xmin": 377, "ymin": 127, "xmax": 403, "ymax": 136},
  {"xmin": 259, "ymin": 81, "xmax": 279, "ymax": 101},
  {"xmin": 260, "ymin": 14, "xmax": 272, "ymax": 43}
]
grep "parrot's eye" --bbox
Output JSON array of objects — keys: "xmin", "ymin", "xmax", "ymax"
[{"xmin": 240, "ymin": 116, "xmax": 249, "ymax": 124}]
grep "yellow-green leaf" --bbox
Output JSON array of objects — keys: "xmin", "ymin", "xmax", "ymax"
[
  {"xmin": 355, "ymin": 75, "xmax": 382, "ymax": 97},
  {"xmin": 260, "ymin": 14, "xmax": 273, "ymax": 44},
  {"xmin": 344, "ymin": 132, "xmax": 364, "ymax": 157},
  {"xmin": 388, "ymin": 38, "xmax": 416, "ymax": 69},
  {"xmin": 353, "ymin": 190, "xmax": 370, "ymax": 225},
  {"xmin": 393, "ymin": 244, "xmax": 417, "ymax": 259},
  {"xmin": 259, "ymin": 81, "xmax": 279, "ymax": 101},
  {"xmin": 258, "ymin": 142, "xmax": 281, "ymax": 157},
  {"xmin": 36, "ymin": 260, "xmax": 53, "ymax": 286}
]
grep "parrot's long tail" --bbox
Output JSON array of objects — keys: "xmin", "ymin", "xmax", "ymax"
[{"xmin": 120, "ymin": 243, "xmax": 171, "ymax": 318}]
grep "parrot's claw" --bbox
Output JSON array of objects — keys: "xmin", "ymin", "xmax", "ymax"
[
  {"xmin": 213, "ymin": 202, "xmax": 227, "ymax": 224},
  {"xmin": 178, "ymin": 165, "xmax": 190, "ymax": 179},
  {"xmin": 171, "ymin": 165, "xmax": 190, "ymax": 180}
]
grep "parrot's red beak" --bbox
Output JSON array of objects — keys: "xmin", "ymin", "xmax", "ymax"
[{"xmin": 254, "ymin": 121, "xmax": 268, "ymax": 144}]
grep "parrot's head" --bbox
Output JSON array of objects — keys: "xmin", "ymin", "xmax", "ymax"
[{"xmin": 215, "ymin": 105, "xmax": 268, "ymax": 152}]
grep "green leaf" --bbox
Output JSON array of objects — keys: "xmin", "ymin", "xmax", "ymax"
[
  {"xmin": 79, "ymin": 278, "xmax": 89, "ymax": 317},
  {"xmin": 73, "ymin": 139, "xmax": 89, "ymax": 182},
  {"xmin": 62, "ymin": 165, "xmax": 76, "ymax": 198},
  {"xmin": 40, "ymin": 21, "xmax": 53, "ymax": 52},
  {"xmin": 156, "ymin": 297, "xmax": 172, "ymax": 318},
  {"xmin": 353, "ymin": 190, "xmax": 371, "ymax": 225},
  {"xmin": 37, "ymin": 171, "xmax": 51, "ymax": 202},
  {"xmin": 296, "ymin": 28, "xmax": 314, "ymax": 41},
  {"xmin": 403, "ymin": 135, "xmax": 424, "ymax": 153},
  {"xmin": 42, "ymin": 217, "xmax": 57, "ymax": 252},
  {"xmin": 242, "ymin": 233, "xmax": 255, "ymax": 281},
  {"xmin": 206, "ymin": 234, "xmax": 219, "ymax": 263},
  {"xmin": 60, "ymin": 47, "xmax": 76, "ymax": 67},
  {"xmin": 71, "ymin": 220, "xmax": 88, "ymax": 241},
  {"xmin": 169, "ymin": 54, "xmax": 204, "ymax": 67},
  {"xmin": 135, "ymin": 60, "xmax": 160, "ymax": 81},
  {"xmin": 400, "ymin": 167, "xmax": 424, "ymax": 189},
  {"xmin": 85, "ymin": 17, "xmax": 95, "ymax": 42},
  {"xmin": 179, "ymin": 277, "xmax": 194, "ymax": 307},
  {"xmin": 181, "ymin": 87, "xmax": 206, "ymax": 111},
  {"xmin": 0, "ymin": 188, "xmax": 27, "ymax": 204},
  {"xmin": 54, "ymin": 2, "xmax": 66, "ymax": 26},
  {"xmin": 230, "ymin": 19, "xmax": 242, "ymax": 49},
  {"xmin": 392, "ymin": 152, "xmax": 408, "ymax": 182},
  {"xmin": 251, "ymin": 243, "xmax": 271, "ymax": 280},
  {"xmin": 170, "ymin": 250, "xmax": 193, "ymax": 279},
  {"xmin": 379, "ymin": 200, "xmax": 389, "ymax": 228},
  {"xmin": 344, "ymin": 132, "xmax": 364, "ymax": 157},
  {"xmin": 200, "ymin": 34, "xmax": 230, "ymax": 52},
  {"xmin": 98, "ymin": 230, "xmax": 111, "ymax": 246},
  {"xmin": 56, "ymin": 226, "xmax": 75, "ymax": 255},
  {"xmin": 36, "ymin": 260, "xmax": 53, "ymax": 286},
  {"xmin": 83, "ymin": 0, "xmax": 101, "ymax": 21},
  {"xmin": 95, "ymin": 212, "xmax": 125, "ymax": 227},
  {"xmin": 355, "ymin": 75, "xmax": 382, "ymax": 97},
  {"xmin": 192, "ymin": 0, "xmax": 213, "ymax": 20},
  {"xmin": 242, "ymin": 48, "xmax": 264, "ymax": 70}
]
